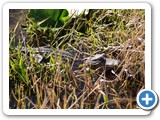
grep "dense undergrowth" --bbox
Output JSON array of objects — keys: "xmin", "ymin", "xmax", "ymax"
[{"xmin": 9, "ymin": 9, "xmax": 145, "ymax": 109}]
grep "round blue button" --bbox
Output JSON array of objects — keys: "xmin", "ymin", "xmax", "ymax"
[{"xmin": 137, "ymin": 89, "xmax": 158, "ymax": 110}]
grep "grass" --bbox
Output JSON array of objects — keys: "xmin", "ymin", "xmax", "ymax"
[{"xmin": 9, "ymin": 9, "xmax": 145, "ymax": 109}]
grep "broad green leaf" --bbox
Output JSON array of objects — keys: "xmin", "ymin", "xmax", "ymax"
[{"xmin": 28, "ymin": 9, "xmax": 69, "ymax": 27}]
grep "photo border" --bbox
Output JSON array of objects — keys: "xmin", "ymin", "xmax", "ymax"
[{"xmin": 3, "ymin": 2, "xmax": 151, "ymax": 115}]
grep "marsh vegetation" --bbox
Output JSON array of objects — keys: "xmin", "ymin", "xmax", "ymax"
[{"xmin": 9, "ymin": 9, "xmax": 145, "ymax": 109}]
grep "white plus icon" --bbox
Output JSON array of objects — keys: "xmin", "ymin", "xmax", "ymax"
[{"xmin": 142, "ymin": 93, "xmax": 153, "ymax": 105}]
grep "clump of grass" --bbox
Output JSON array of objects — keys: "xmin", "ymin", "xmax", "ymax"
[{"xmin": 9, "ymin": 9, "xmax": 145, "ymax": 109}]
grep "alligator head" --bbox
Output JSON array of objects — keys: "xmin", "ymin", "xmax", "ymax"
[{"xmin": 85, "ymin": 53, "xmax": 120, "ymax": 70}]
